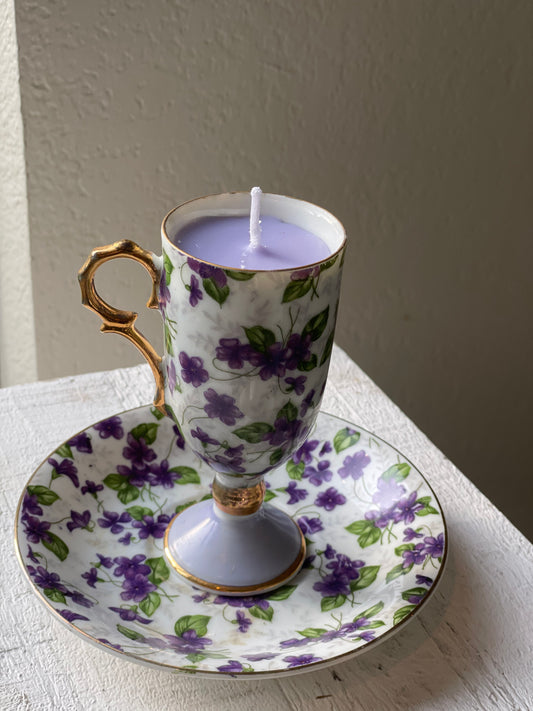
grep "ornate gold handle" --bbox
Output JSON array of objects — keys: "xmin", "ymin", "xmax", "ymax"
[{"xmin": 78, "ymin": 239, "xmax": 165, "ymax": 412}]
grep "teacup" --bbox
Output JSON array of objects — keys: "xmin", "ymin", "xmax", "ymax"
[{"xmin": 79, "ymin": 192, "xmax": 346, "ymax": 594}]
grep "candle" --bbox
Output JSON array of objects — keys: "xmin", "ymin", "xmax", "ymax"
[{"xmin": 173, "ymin": 188, "xmax": 331, "ymax": 270}]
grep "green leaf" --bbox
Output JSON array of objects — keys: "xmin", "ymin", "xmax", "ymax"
[
  {"xmin": 416, "ymin": 503, "xmax": 439, "ymax": 517},
  {"xmin": 186, "ymin": 653, "xmax": 207, "ymax": 663},
  {"xmin": 350, "ymin": 565, "xmax": 380, "ymax": 591},
  {"xmin": 297, "ymin": 354, "xmax": 318, "ymax": 372},
  {"xmin": 225, "ymin": 269, "xmax": 255, "ymax": 281},
  {"xmin": 402, "ymin": 587, "xmax": 428, "ymax": 602},
  {"xmin": 243, "ymin": 325, "xmax": 276, "ymax": 353},
  {"xmin": 175, "ymin": 615, "xmax": 211, "ymax": 637},
  {"xmin": 146, "ymin": 556, "xmax": 170, "ymax": 586},
  {"xmin": 163, "ymin": 251, "xmax": 174, "ymax": 284},
  {"xmin": 386, "ymin": 563, "xmax": 412, "ymax": 584},
  {"xmin": 27, "ymin": 485, "xmax": 60, "ymax": 506},
  {"xmin": 249, "ymin": 605, "xmax": 273, "ymax": 621},
  {"xmin": 103, "ymin": 473, "xmax": 125, "ymax": 490},
  {"xmin": 139, "ymin": 591, "xmax": 161, "ymax": 616},
  {"xmin": 319, "ymin": 331, "xmax": 335, "ymax": 366},
  {"xmin": 203, "ymin": 277, "xmax": 230, "ymax": 306},
  {"xmin": 354, "ymin": 601, "xmax": 385, "ymax": 621},
  {"xmin": 263, "ymin": 489, "xmax": 277, "ymax": 502},
  {"xmin": 393, "ymin": 605, "xmax": 416, "ymax": 625},
  {"xmin": 170, "ymin": 466, "xmax": 201, "ymax": 485},
  {"xmin": 266, "ymin": 584, "xmax": 297, "ymax": 601},
  {"xmin": 381, "ymin": 463, "xmax": 411, "ymax": 482},
  {"xmin": 164, "ymin": 322, "xmax": 174, "ymax": 356},
  {"xmin": 117, "ymin": 624, "xmax": 144, "ymax": 641},
  {"xmin": 363, "ymin": 620, "xmax": 386, "ymax": 629},
  {"xmin": 394, "ymin": 543, "xmax": 414, "ymax": 556},
  {"xmin": 130, "ymin": 422, "xmax": 159, "ymax": 445},
  {"xmin": 175, "ymin": 500, "xmax": 196, "ymax": 514},
  {"xmin": 117, "ymin": 483, "xmax": 140, "ymax": 505},
  {"xmin": 297, "ymin": 628, "xmax": 327, "ymax": 638},
  {"xmin": 286, "ymin": 460, "xmax": 305, "ymax": 480},
  {"xmin": 233, "ymin": 422, "xmax": 274, "ymax": 443},
  {"xmin": 321, "ymin": 594, "xmax": 346, "ymax": 612},
  {"xmin": 319, "ymin": 254, "xmax": 338, "ymax": 272},
  {"xmin": 126, "ymin": 506, "xmax": 154, "ymax": 521},
  {"xmin": 333, "ymin": 427, "xmax": 361, "ymax": 454},
  {"xmin": 358, "ymin": 526, "xmax": 381, "ymax": 548},
  {"xmin": 345, "ymin": 519, "xmax": 374, "ymax": 536},
  {"xmin": 302, "ymin": 306, "xmax": 329, "ymax": 342},
  {"xmin": 42, "ymin": 532, "xmax": 69, "ymax": 561},
  {"xmin": 276, "ymin": 401, "xmax": 298, "ymax": 422},
  {"xmin": 150, "ymin": 406, "xmax": 165, "ymax": 421},
  {"xmin": 269, "ymin": 448, "xmax": 283, "ymax": 466},
  {"xmin": 51, "ymin": 470, "xmax": 61, "ymax": 481},
  {"xmin": 43, "ymin": 587, "xmax": 66, "ymax": 604},
  {"xmin": 55, "ymin": 443, "xmax": 73, "ymax": 459},
  {"xmin": 282, "ymin": 278, "xmax": 313, "ymax": 303}
]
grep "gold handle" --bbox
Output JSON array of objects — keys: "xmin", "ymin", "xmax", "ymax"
[{"xmin": 78, "ymin": 239, "xmax": 165, "ymax": 412}]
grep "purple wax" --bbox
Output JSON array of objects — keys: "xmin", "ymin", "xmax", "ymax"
[{"xmin": 173, "ymin": 215, "xmax": 331, "ymax": 270}]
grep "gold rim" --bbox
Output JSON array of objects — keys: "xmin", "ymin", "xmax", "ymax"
[
  {"xmin": 162, "ymin": 511, "xmax": 306, "ymax": 595},
  {"xmin": 160, "ymin": 191, "xmax": 347, "ymax": 274}
]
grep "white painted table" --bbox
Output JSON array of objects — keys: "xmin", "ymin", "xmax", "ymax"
[{"xmin": 2, "ymin": 345, "xmax": 532, "ymax": 710}]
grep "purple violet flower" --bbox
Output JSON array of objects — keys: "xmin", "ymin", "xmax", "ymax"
[
  {"xmin": 285, "ymin": 376, "xmax": 306, "ymax": 395},
  {"xmin": 47, "ymin": 458, "xmax": 79, "ymax": 487},
  {"xmin": 372, "ymin": 477, "xmax": 406, "ymax": 510},
  {"xmin": 292, "ymin": 439, "xmax": 319, "ymax": 464},
  {"xmin": 67, "ymin": 432, "xmax": 92, "ymax": 454},
  {"xmin": 29, "ymin": 566, "xmax": 67, "ymax": 592},
  {"xmin": 97, "ymin": 510, "xmax": 132, "ymax": 534},
  {"xmin": 149, "ymin": 459, "xmax": 181, "ymax": 488},
  {"xmin": 324, "ymin": 544, "xmax": 336, "ymax": 559},
  {"xmin": 22, "ymin": 492, "xmax": 43, "ymax": 517},
  {"xmin": 94, "ymin": 416, "xmax": 123, "ymax": 440},
  {"xmin": 248, "ymin": 342, "xmax": 287, "ymax": 381},
  {"xmin": 403, "ymin": 527, "xmax": 424, "ymax": 542},
  {"xmin": 285, "ymin": 480, "xmax": 308, "ymax": 505},
  {"xmin": 300, "ymin": 389, "xmax": 316, "ymax": 416},
  {"xmin": 27, "ymin": 546, "xmax": 40, "ymax": 564},
  {"xmin": 244, "ymin": 652, "xmax": 278, "ymax": 662},
  {"xmin": 213, "ymin": 595, "xmax": 270, "ymax": 610},
  {"xmin": 159, "ymin": 269, "xmax": 171, "ymax": 309},
  {"xmin": 326, "ymin": 554, "xmax": 364, "ymax": 580},
  {"xmin": 365, "ymin": 508, "xmax": 394, "ymax": 529},
  {"xmin": 217, "ymin": 660, "xmax": 244, "ymax": 673},
  {"xmin": 392, "ymin": 492, "xmax": 424, "ymax": 525},
  {"xmin": 297, "ymin": 516, "xmax": 323, "ymax": 535},
  {"xmin": 97, "ymin": 639, "xmax": 124, "ymax": 651},
  {"xmin": 167, "ymin": 360, "xmax": 177, "ymax": 394},
  {"xmin": 119, "ymin": 533, "xmax": 133, "ymax": 545},
  {"xmin": 96, "ymin": 554, "xmax": 113, "ymax": 568},
  {"xmin": 283, "ymin": 654, "xmax": 322, "ymax": 668},
  {"xmin": 236, "ymin": 610, "xmax": 251, "ymax": 633},
  {"xmin": 188, "ymin": 258, "xmax": 227, "ymax": 287},
  {"xmin": 319, "ymin": 442, "xmax": 332, "ymax": 456},
  {"xmin": 173, "ymin": 424, "xmax": 185, "ymax": 450},
  {"xmin": 285, "ymin": 333, "xmax": 312, "ymax": 370},
  {"xmin": 59, "ymin": 610, "xmax": 89, "ymax": 623},
  {"xmin": 67, "ymin": 591, "xmax": 94, "ymax": 608},
  {"xmin": 109, "ymin": 606, "xmax": 152, "ymax": 624},
  {"xmin": 303, "ymin": 460, "xmax": 333, "ymax": 486},
  {"xmin": 179, "ymin": 352, "xmax": 209, "ymax": 388},
  {"xmin": 423, "ymin": 533, "xmax": 444, "ymax": 558},
  {"xmin": 132, "ymin": 514, "xmax": 171, "ymax": 540},
  {"xmin": 188, "ymin": 275, "xmax": 203, "ymax": 307},
  {"xmin": 402, "ymin": 543, "xmax": 427, "ymax": 568},
  {"xmin": 113, "ymin": 554, "xmax": 151, "ymax": 579},
  {"xmin": 338, "ymin": 450, "xmax": 371, "ymax": 481},
  {"xmin": 22, "ymin": 515, "xmax": 51, "ymax": 544},
  {"xmin": 120, "ymin": 574, "xmax": 157, "ymax": 602},
  {"xmin": 116, "ymin": 463, "xmax": 151, "ymax": 488},
  {"xmin": 191, "ymin": 427, "xmax": 219, "ymax": 446},
  {"xmin": 66, "ymin": 509, "xmax": 91, "ymax": 532},
  {"xmin": 163, "ymin": 630, "xmax": 213, "ymax": 654},
  {"xmin": 416, "ymin": 574, "xmax": 434, "ymax": 586},
  {"xmin": 203, "ymin": 388, "xmax": 244, "ymax": 426},
  {"xmin": 81, "ymin": 480, "xmax": 103, "ymax": 497},
  {"xmin": 81, "ymin": 567, "xmax": 100, "ymax": 588},
  {"xmin": 122, "ymin": 433, "xmax": 156, "ymax": 467},
  {"xmin": 216, "ymin": 338, "xmax": 252, "ymax": 369},
  {"xmin": 315, "ymin": 487, "xmax": 346, "ymax": 511}
]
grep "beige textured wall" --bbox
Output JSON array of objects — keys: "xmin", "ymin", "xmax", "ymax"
[{"xmin": 15, "ymin": 0, "xmax": 533, "ymax": 539}]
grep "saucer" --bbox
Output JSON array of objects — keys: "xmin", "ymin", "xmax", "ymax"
[{"xmin": 15, "ymin": 406, "xmax": 447, "ymax": 679}]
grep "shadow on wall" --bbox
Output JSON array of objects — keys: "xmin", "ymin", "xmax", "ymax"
[{"xmin": 13, "ymin": 0, "xmax": 533, "ymax": 540}]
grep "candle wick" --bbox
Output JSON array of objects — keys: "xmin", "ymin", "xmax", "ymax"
[{"xmin": 249, "ymin": 186, "xmax": 262, "ymax": 249}]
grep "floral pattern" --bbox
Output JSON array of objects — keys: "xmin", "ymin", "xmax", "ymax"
[
  {"xmin": 158, "ymin": 245, "xmax": 342, "ymax": 478},
  {"xmin": 16, "ymin": 407, "xmax": 446, "ymax": 679}
]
